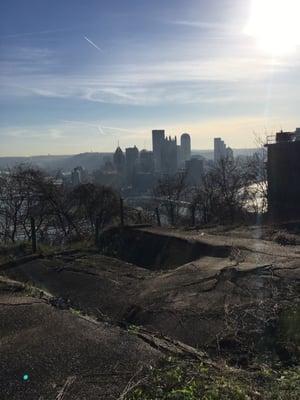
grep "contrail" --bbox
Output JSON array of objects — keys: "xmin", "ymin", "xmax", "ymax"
[
  {"xmin": 84, "ymin": 36, "xmax": 103, "ymax": 52},
  {"xmin": 97, "ymin": 125, "xmax": 106, "ymax": 135}
]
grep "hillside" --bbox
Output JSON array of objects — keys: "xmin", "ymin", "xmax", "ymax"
[
  {"xmin": 0, "ymin": 148, "xmax": 259, "ymax": 171},
  {"xmin": 0, "ymin": 152, "xmax": 113, "ymax": 172},
  {"xmin": 1, "ymin": 226, "xmax": 300, "ymax": 398}
]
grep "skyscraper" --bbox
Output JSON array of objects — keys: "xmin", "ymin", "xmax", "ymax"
[
  {"xmin": 113, "ymin": 146, "xmax": 125, "ymax": 174},
  {"xmin": 139, "ymin": 150, "xmax": 154, "ymax": 173},
  {"xmin": 180, "ymin": 133, "xmax": 191, "ymax": 163},
  {"xmin": 185, "ymin": 157, "xmax": 204, "ymax": 185},
  {"xmin": 214, "ymin": 138, "xmax": 227, "ymax": 163},
  {"xmin": 161, "ymin": 136, "xmax": 178, "ymax": 175},
  {"xmin": 152, "ymin": 130, "xmax": 165, "ymax": 172},
  {"xmin": 125, "ymin": 145, "xmax": 139, "ymax": 185}
]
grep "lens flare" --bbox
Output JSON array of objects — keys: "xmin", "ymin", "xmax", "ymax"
[{"xmin": 244, "ymin": 0, "xmax": 300, "ymax": 55}]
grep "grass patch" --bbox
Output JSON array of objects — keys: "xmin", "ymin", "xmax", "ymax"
[
  {"xmin": 0, "ymin": 242, "xmax": 31, "ymax": 264},
  {"xmin": 125, "ymin": 357, "xmax": 300, "ymax": 400}
]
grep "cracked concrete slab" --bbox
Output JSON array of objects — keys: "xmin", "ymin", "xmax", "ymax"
[{"xmin": 1, "ymin": 225, "xmax": 300, "ymax": 397}]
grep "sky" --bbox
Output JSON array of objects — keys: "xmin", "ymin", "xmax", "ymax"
[{"xmin": 0, "ymin": 0, "xmax": 300, "ymax": 156}]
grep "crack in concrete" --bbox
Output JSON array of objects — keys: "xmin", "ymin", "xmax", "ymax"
[{"xmin": 0, "ymin": 301, "xmax": 42, "ymax": 307}]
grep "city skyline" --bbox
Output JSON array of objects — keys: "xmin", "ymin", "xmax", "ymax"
[{"xmin": 1, "ymin": 0, "xmax": 300, "ymax": 156}]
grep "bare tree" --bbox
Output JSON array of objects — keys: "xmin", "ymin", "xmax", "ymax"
[
  {"xmin": 70, "ymin": 183, "xmax": 119, "ymax": 233},
  {"xmin": 191, "ymin": 172, "xmax": 219, "ymax": 225},
  {"xmin": 153, "ymin": 171, "xmax": 188, "ymax": 225},
  {"xmin": 0, "ymin": 165, "xmax": 78, "ymax": 244},
  {"xmin": 192, "ymin": 156, "xmax": 259, "ymax": 225},
  {"xmin": 0, "ymin": 166, "xmax": 30, "ymax": 242},
  {"xmin": 243, "ymin": 152, "xmax": 267, "ymax": 214}
]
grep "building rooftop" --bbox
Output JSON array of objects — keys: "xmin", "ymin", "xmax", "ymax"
[{"xmin": 265, "ymin": 128, "xmax": 300, "ymax": 146}]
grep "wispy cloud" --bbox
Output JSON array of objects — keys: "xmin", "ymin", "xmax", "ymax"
[
  {"xmin": 161, "ymin": 18, "xmax": 244, "ymax": 38},
  {"xmin": 166, "ymin": 20, "xmax": 229, "ymax": 30},
  {"xmin": 2, "ymin": 114, "xmax": 297, "ymax": 157},
  {"xmin": 83, "ymin": 36, "xmax": 103, "ymax": 52},
  {"xmin": 0, "ymin": 53, "xmax": 291, "ymax": 107},
  {"xmin": 63, "ymin": 120, "xmax": 144, "ymax": 136},
  {"xmin": 0, "ymin": 32, "xmax": 298, "ymax": 109},
  {"xmin": 1, "ymin": 127, "xmax": 63, "ymax": 140},
  {"xmin": 0, "ymin": 28, "xmax": 72, "ymax": 40},
  {"xmin": 0, "ymin": 120, "xmax": 148, "ymax": 156},
  {"xmin": 0, "ymin": 46, "xmax": 56, "ymax": 77},
  {"xmin": 62, "ymin": 120, "xmax": 112, "ymax": 136}
]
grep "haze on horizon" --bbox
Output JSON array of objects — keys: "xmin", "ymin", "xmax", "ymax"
[{"xmin": 0, "ymin": 0, "xmax": 300, "ymax": 156}]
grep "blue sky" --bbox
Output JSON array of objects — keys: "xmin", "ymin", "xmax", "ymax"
[{"xmin": 0, "ymin": 0, "xmax": 300, "ymax": 155}]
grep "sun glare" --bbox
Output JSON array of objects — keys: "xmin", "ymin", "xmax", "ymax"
[{"xmin": 245, "ymin": 0, "xmax": 300, "ymax": 55}]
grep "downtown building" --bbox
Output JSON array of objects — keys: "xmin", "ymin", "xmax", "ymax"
[
  {"xmin": 214, "ymin": 137, "xmax": 233, "ymax": 163},
  {"xmin": 265, "ymin": 128, "xmax": 300, "ymax": 220},
  {"xmin": 152, "ymin": 130, "xmax": 192, "ymax": 175}
]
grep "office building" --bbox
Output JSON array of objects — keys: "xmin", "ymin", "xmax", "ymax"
[
  {"xmin": 125, "ymin": 146, "xmax": 139, "ymax": 185},
  {"xmin": 214, "ymin": 138, "xmax": 227, "ymax": 163},
  {"xmin": 266, "ymin": 128, "xmax": 300, "ymax": 220},
  {"xmin": 139, "ymin": 150, "xmax": 154, "ymax": 173},
  {"xmin": 161, "ymin": 136, "xmax": 178, "ymax": 175},
  {"xmin": 152, "ymin": 130, "xmax": 165, "ymax": 172},
  {"xmin": 113, "ymin": 146, "xmax": 125, "ymax": 174},
  {"xmin": 181, "ymin": 133, "xmax": 191, "ymax": 163},
  {"xmin": 185, "ymin": 157, "xmax": 204, "ymax": 186}
]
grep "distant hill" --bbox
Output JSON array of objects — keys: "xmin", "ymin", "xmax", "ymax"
[
  {"xmin": 0, "ymin": 153, "xmax": 113, "ymax": 172},
  {"xmin": 192, "ymin": 148, "xmax": 261, "ymax": 160},
  {"xmin": 0, "ymin": 148, "xmax": 260, "ymax": 171},
  {"xmin": 0, "ymin": 155, "xmax": 70, "ymax": 170},
  {"xmin": 53, "ymin": 152, "xmax": 113, "ymax": 172}
]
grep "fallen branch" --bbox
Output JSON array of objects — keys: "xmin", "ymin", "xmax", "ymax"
[{"xmin": 56, "ymin": 376, "xmax": 76, "ymax": 400}]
